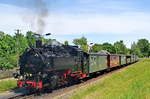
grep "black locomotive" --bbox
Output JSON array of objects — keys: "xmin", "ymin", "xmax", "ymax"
[{"xmin": 16, "ymin": 40, "xmax": 88, "ymax": 91}]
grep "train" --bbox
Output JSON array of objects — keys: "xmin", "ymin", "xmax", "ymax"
[{"xmin": 14, "ymin": 40, "xmax": 138, "ymax": 92}]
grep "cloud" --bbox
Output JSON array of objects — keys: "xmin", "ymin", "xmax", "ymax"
[
  {"xmin": 0, "ymin": 15, "xmax": 31, "ymax": 35},
  {"xmin": 44, "ymin": 12, "xmax": 150, "ymax": 35},
  {"xmin": 0, "ymin": 3, "xmax": 29, "ymax": 14},
  {"xmin": 1, "ymin": 3, "xmax": 150, "ymax": 36},
  {"xmin": 0, "ymin": 1, "xmax": 150, "ymax": 48},
  {"xmin": 51, "ymin": 0, "xmax": 137, "ymax": 14},
  {"xmin": 1, "ymin": 2, "xmax": 150, "ymax": 36},
  {"xmin": 0, "ymin": 3, "xmax": 32, "ymax": 35}
]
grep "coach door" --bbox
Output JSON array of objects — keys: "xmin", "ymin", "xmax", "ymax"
[{"xmin": 79, "ymin": 52, "xmax": 88, "ymax": 74}]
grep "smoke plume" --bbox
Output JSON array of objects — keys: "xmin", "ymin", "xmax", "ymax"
[
  {"xmin": 35, "ymin": 0, "xmax": 48, "ymax": 34},
  {"xmin": 23, "ymin": 0, "xmax": 49, "ymax": 34}
]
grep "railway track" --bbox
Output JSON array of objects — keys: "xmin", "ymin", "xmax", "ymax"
[
  {"xmin": 0, "ymin": 70, "xmax": 15, "ymax": 80},
  {"xmin": 0, "ymin": 76, "xmax": 13, "ymax": 81},
  {"xmin": 1, "ymin": 63, "xmax": 136, "ymax": 99}
]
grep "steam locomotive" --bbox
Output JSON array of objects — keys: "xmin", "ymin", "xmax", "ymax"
[{"xmin": 14, "ymin": 40, "xmax": 138, "ymax": 91}]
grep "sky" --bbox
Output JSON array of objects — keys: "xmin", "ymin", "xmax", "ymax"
[{"xmin": 0, "ymin": 0, "xmax": 150, "ymax": 48}]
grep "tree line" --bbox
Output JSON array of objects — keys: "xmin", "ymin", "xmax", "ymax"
[
  {"xmin": 0, "ymin": 31, "xmax": 37, "ymax": 70},
  {"xmin": 72, "ymin": 37, "xmax": 150, "ymax": 57},
  {"xmin": 0, "ymin": 31, "xmax": 149, "ymax": 70}
]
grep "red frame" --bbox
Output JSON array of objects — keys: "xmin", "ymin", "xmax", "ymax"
[
  {"xmin": 17, "ymin": 81, "xmax": 43, "ymax": 89},
  {"xmin": 17, "ymin": 69, "xmax": 87, "ymax": 89}
]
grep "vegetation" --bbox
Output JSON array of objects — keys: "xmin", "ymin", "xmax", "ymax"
[
  {"xmin": 73, "ymin": 36, "xmax": 150, "ymax": 57},
  {"xmin": 114, "ymin": 40, "xmax": 129, "ymax": 54},
  {"xmin": 0, "ymin": 79, "xmax": 16, "ymax": 93},
  {"xmin": 0, "ymin": 31, "xmax": 45, "ymax": 70},
  {"xmin": 69, "ymin": 59, "xmax": 150, "ymax": 99},
  {"xmin": 73, "ymin": 37, "xmax": 88, "ymax": 52},
  {"xmin": 0, "ymin": 31, "xmax": 150, "ymax": 70},
  {"xmin": 0, "ymin": 31, "xmax": 31, "ymax": 70}
]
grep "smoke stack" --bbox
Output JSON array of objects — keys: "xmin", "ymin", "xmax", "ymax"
[{"xmin": 36, "ymin": 40, "xmax": 42, "ymax": 48}]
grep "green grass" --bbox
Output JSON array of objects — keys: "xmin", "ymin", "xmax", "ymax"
[
  {"xmin": 70, "ymin": 59, "xmax": 150, "ymax": 99},
  {"xmin": 0, "ymin": 73, "xmax": 12, "ymax": 78},
  {"xmin": 0, "ymin": 79, "xmax": 17, "ymax": 93}
]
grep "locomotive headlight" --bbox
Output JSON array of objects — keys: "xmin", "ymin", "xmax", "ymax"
[
  {"xmin": 13, "ymin": 73, "xmax": 23, "ymax": 79},
  {"xmin": 19, "ymin": 75, "xmax": 23, "ymax": 79}
]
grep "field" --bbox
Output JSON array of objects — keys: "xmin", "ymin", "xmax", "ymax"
[
  {"xmin": 0, "ymin": 79, "xmax": 16, "ymax": 93},
  {"xmin": 69, "ymin": 59, "xmax": 150, "ymax": 99}
]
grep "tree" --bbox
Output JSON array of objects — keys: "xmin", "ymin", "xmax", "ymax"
[
  {"xmin": 13, "ymin": 32, "xmax": 29, "ymax": 67},
  {"xmin": 26, "ymin": 31, "xmax": 37, "ymax": 47},
  {"xmin": 14, "ymin": 32, "xmax": 28, "ymax": 54},
  {"xmin": 0, "ymin": 33, "xmax": 18, "ymax": 70},
  {"xmin": 137, "ymin": 39, "xmax": 150, "ymax": 57},
  {"xmin": 73, "ymin": 36, "xmax": 88, "ymax": 51},
  {"xmin": 0, "ymin": 31, "xmax": 54, "ymax": 70},
  {"xmin": 0, "ymin": 34, "xmax": 16, "ymax": 56},
  {"xmin": 131, "ymin": 42, "xmax": 142, "ymax": 57},
  {"xmin": 102, "ymin": 43, "xmax": 116, "ymax": 53},
  {"xmin": 114, "ymin": 40, "xmax": 128, "ymax": 54},
  {"xmin": 0, "ymin": 31, "xmax": 4, "ymax": 37},
  {"xmin": 91, "ymin": 44, "xmax": 103, "ymax": 52}
]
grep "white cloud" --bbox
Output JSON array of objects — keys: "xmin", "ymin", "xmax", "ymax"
[
  {"xmin": 1, "ymin": 2, "xmax": 150, "ymax": 48},
  {"xmin": 0, "ymin": 14, "xmax": 32, "ymax": 35},
  {"xmin": 45, "ymin": 12, "xmax": 150, "ymax": 35},
  {"xmin": 0, "ymin": 3, "xmax": 150, "ymax": 38},
  {"xmin": 0, "ymin": 3, "xmax": 32, "ymax": 35}
]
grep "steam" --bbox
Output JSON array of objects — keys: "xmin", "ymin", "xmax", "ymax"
[
  {"xmin": 23, "ymin": 0, "xmax": 49, "ymax": 34},
  {"xmin": 35, "ymin": 0, "xmax": 48, "ymax": 34}
]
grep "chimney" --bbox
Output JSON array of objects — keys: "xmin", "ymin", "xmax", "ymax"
[{"xmin": 36, "ymin": 40, "xmax": 42, "ymax": 48}]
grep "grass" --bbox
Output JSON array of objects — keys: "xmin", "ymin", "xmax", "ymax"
[
  {"xmin": 0, "ymin": 79, "xmax": 17, "ymax": 93},
  {"xmin": 69, "ymin": 59, "xmax": 150, "ymax": 99},
  {"xmin": 0, "ymin": 73, "xmax": 12, "ymax": 78}
]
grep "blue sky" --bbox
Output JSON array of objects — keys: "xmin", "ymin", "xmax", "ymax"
[{"xmin": 0, "ymin": 0, "xmax": 150, "ymax": 47}]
